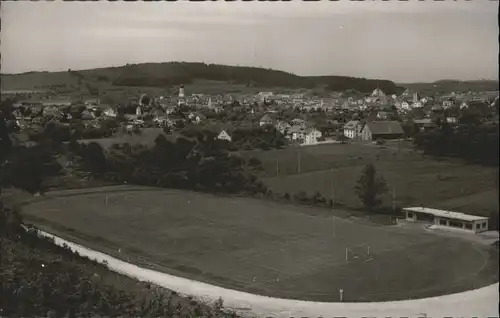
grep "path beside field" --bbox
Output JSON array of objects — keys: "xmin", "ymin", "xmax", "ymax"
[{"xmin": 35, "ymin": 229, "xmax": 499, "ymax": 318}]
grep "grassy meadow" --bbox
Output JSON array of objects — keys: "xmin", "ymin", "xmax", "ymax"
[
  {"xmin": 240, "ymin": 143, "xmax": 498, "ymax": 216},
  {"xmin": 20, "ymin": 186, "xmax": 498, "ymax": 302}
]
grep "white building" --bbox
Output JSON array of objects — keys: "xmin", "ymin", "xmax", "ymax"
[
  {"xmin": 412, "ymin": 102, "xmax": 423, "ymax": 108},
  {"xmin": 402, "ymin": 207, "xmax": 489, "ymax": 234},
  {"xmin": 153, "ymin": 116, "xmax": 168, "ymax": 127},
  {"xmin": 443, "ymin": 100, "xmax": 454, "ymax": 109},
  {"xmin": 259, "ymin": 114, "xmax": 275, "ymax": 127},
  {"xmin": 103, "ymin": 107, "xmax": 118, "ymax": 117},
  {"xmin": 343, "ymin": 120, "xmax": 363, "ymax": 139},
  {"xmin": 217, "ymin": 130, "xmax": 232, "ymax": 142},
  {"xmin": 178, "ymin": 85, "xmax": 186, "ymax": 106},
  {"xmin": 303, "ymin": 128, "xmax": 322, "ymax": 145},
  {"xmin": 372, "ymin": 88, "xmax": 386, "ymax": 97},
  {"xmin": 258, "ymin": 92, "xmax": 274, "ymax": 102},
  {"xmin": 287, "ymin": 126, "xmax": 305, "ymax": 142}
]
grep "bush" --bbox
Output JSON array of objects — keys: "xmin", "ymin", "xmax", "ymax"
[
  {"xmin": 293, "ymin": 191, "xmax": 309, "ymax": 203},
  {"xmin": 312, "ymin": 191, "xmax": 326, "ymax": 205}
]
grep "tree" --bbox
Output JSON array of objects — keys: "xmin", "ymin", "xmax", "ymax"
[
  {"xmin": 354, "ymin": 164, "xmax": 388, "ymax": 212},
  {"xmin": 82, "ymin": 142, "xmax": 107, "ymax": 176},
  {"xmin": 248, "ymin": 157, "xmax": 263, "ymax": 170},
  {"xmin": 4, "ymin": 145, "xmax": 62, "ymax": 194},
  {"xmin": 459, "ymin": 108, "xmax": 482, "ymax": 127},
  {"xmin": 0, "ymin": 112, "xmax": 13, "ymax": 208},
  {"xmin": 401, "ymin": 120, "xmax": 417, "ymax": 139},
  {"xmin": 376, "ymin": 138, "xmax": 386, "ymax": 147}
]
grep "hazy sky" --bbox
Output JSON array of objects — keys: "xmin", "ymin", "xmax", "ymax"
[{"xmin": 1, "ymin": 1, "xmax": 498, "ymax": 83}]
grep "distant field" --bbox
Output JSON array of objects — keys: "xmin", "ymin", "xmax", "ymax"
[
  {"xmin": 1, "ymin": 72, "xmax": 78, "ymax": 90},
  {"xmin": 21, "ymin": 185, "xmax": 498, "ymax": 302},
  {"xmin": 1, "ymin": 69, "xmax": 304, "ymax": 96},
  {"xmin": 240, "ymin": 143, "xmax": 498, "ymax": 215}
]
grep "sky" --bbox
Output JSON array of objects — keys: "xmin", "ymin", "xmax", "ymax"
[{"xmin": 1, "ymin": 0, "xmax": 498, "ymax": 83}]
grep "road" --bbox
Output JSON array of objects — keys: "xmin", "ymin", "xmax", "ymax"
[{"xmin": 33, "ymin": 228, "xmax": 499, "ymax": 318}]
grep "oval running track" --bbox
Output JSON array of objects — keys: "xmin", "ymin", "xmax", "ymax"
[{"xmin": 36, "ymin": 229, "xmax": 499, "ymax": 318}]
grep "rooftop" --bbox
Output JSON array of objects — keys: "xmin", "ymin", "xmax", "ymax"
[
  {"xmin": 365, "ymin": 121, "xmax": 404, "ymax": 135},
  {"xmin": 344, "ymin": 120, "xmax": 360, "ymax": 129},
  {"xmin": 403, "ymin": 207, "xmax": 489, "ymax": 222}
]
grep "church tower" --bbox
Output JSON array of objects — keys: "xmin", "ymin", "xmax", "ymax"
[
  {"xmin": 179, "ymin": 85, "xmax": 185, "ymax": 98},
  {"xmin": 178, "ymin": 84, "xmax": 185, "ymax": 107}
]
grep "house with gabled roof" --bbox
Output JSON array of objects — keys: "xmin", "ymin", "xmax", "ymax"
[
  {"xmin": 303, "ymin": 128, "xmax": 322, "ymax": 145},
  {"xmin": 275, "ymin": 120, "xmax": 291, "ymax": 134},
  {"xmin": 442, "ymin": 100, "xmax": 454, "ymax": 109},
  {"xmin": 217, "ymin": 130, "xmax": 232, "ymax": 142},
  {"xmin": 361, "ymin": 121, "xmax": 404, "ymax": 141},
  {"xmin": 190, "ymin": 112, "xmax": 206, "ymax": 124},
  {"xmin": 413, "ymin": 119, "xmax": 437, "ymax": 132},
  {"xmin": 259, "ymin": 114, "xmax": 276, "ymax": 127},
  {"xmin": 287, "ymin": 125, "xmax": 306, "ymax": 142},
  {"xmin": 84, "ymin": 98, "xmax": 100, "ymax": 107},
  {"xmin": 343, "ymin": 120, "xmax": 363, "ymax": 139},
  {"xmin": 103, "ymin": 106, "xmax": 118, "ymax": 118}
]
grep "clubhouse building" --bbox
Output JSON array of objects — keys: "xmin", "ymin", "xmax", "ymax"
[{"xmin": 403, "ymin": 207, "xmax": 489, "ymax": 234}]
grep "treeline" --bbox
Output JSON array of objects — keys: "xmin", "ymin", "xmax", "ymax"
[
  {"xmin": 110, "ymin": 62, "xmax": 400, "ymax": 93},
  {"xmin": 2, "ymin": 143, "xmax": 63, "ymax": 194},
  {"xmin": 413, "ymin": 121, "xmax": 499, "ymax": 166},
  {"xmin": 181, "ymin": 126, "xmax": 287, "ymax": 151},
  {"xmin": 309, "ymin": 76, "xmax": 402, "ymax": 95},
  {"xmin": 113, "ymin": 76, "xmax": 194, "ymax": 87},
  {"xmin": 231, "ymin": 126, "xmax": 287, "ymax": 150},
  {"xmin": 25, "ymin": 119, "xmax": 120, "ymax": 144},
  {"xmin": 1, "ymin": 113, "xmax": 238, "ymax": 317},
  {"xmin": 68, "ymin": 132, "xmax": 268, "ymax": 195}
]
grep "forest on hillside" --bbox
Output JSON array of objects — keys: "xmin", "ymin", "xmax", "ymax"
[
  {"xmin": 111, "ymin": 62, "xmax": 402, "ymax": 93},
  {"xmin": 2, "ymin": 62, "xmax": 402, "ymax": 94}
]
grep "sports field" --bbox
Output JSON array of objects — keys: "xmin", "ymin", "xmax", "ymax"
[
  {"xmin": 21, "ymin": 185, "xmax": 498, "ymax": 302},
  {"xmin": 241, "ymin": 143, "xmax": 498, "ymax": 215}
]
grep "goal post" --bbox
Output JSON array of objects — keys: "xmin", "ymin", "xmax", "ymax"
[{"xmin": 345, "ymin": 244, "xmax": 372, "ymax": 262}]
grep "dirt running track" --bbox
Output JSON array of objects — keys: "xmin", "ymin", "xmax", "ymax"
[{"xmin": 35, "ymin": 229, "xmax": 499, "ymax": 318}]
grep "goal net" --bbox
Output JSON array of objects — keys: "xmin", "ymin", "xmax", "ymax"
[{"xmin": 345, "ymin": 244, "xmax": 372, "ymax": 262}]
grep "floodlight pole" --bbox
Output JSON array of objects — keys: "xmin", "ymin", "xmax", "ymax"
[
  {"xmin": 392, "ymin": 187, "xmax": 396, "ymax": 214},
  {"xmin": 331, "ymin": 169, "xmax": 336, "ymax": 238},
  {"xmin": 276, "ymin": 159, "xmax": 279, "ymax": 177},
  {"xmin": 339, "ymin": 288, "xmax": 344, "ymax": 302},
  {"xmin": 297, "ymin": 151, "xmax": 301, "ymax": 173}
]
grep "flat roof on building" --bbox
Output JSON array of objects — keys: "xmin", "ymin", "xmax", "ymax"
[{"xmin": 403, "ymin": 207, "xmax": 489, "ymax": 222}]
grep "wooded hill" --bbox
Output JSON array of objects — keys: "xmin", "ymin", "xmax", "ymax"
[{"xmin": 1, "ymin": 62, "xmax": 402, "ymax": 94}]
